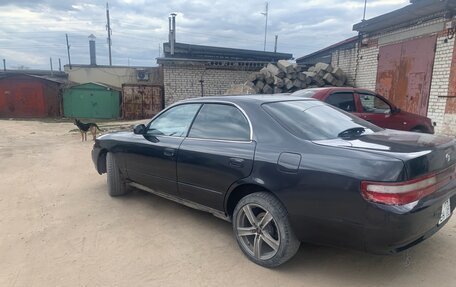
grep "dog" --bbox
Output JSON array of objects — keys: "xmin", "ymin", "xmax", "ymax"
[{"xmin": 74, "ymin": 119, "xmax": 101, "ymax": 141}]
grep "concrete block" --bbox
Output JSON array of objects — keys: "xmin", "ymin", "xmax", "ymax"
[
  {"xmin": 262, "ymin": 84, "xmax": 273, "ymax": 94},
  {"xmin": 273, "ymin": 76, "xmax": 284, "ymax": 88},
  {"xmin": 323, "ymin": 73, "xmax": 336, "ymax": 85},
  {"xmin": 273, "ymin": 87, "xmax": 283, "ymax": 94},
  {"xmin": 277, "ymin": 60, "xmax": 295, "ymax": 74},
  {"xmin": 255, "ymin": 80, "xmax": 265, "ymax": 90}
]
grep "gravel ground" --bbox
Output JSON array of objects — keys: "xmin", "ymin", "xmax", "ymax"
[{"xmin": 0, "ymin": 119, "xmax": 455, "ymax": 287}]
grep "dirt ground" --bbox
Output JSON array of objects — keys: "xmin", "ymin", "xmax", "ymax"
[{"xmin": 0, "ymin": 119, "xmax": 455, "ymax": 287}]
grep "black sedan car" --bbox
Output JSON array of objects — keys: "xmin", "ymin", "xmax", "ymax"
[{"xmin": 92, "ymin": 95, "xmax": 456, "ymax": 267}]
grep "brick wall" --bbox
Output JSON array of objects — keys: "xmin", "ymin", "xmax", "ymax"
[
  {"xmin": 440, "ymin": 36, "xmax": 456, "ymax": 136},
  {"xmin": 354, "ymin": 45, "xmax": 379, "ymax": 90},
  {"xmin": 331, "ymin": 45, "xmax": 358, "ymax": 86},
  {"xmin": 163, "ymin": 65, "xmax": 252, "ymax": 106},
  {"xmin": 427, "ymin": 36, "xmax": 454, "ymax": 135}
]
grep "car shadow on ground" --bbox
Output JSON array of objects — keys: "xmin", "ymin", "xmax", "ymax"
[{"xmin": 113, "ymin": 186, "xmax": 451, "ymax": 282}]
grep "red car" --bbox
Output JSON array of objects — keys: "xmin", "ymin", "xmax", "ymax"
[{"xmin": 292, "ymin": 87, "xmax": 435, "ymax": 134}]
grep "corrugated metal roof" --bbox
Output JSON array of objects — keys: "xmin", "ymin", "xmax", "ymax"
[
  {"xmin": 65, "ymin": 64, "xmax": 157, "ymax": 69},
  {"xmin": 0, "ymin": 70, "xmax": 66, "ymax": 78},
  {"xmin": 67, "ymin": 82, "xmax": 122, "ymax": 91},
  {"xmin": 162, "ymin": 42, "xmax": 292, "ymax": 62},
  {"xmin": 353, "ymin": 0, "xmax": 454, "ymax": 33},
  {"xmin": 0, "ymin": 73, "xmax": 66, "ymax": 84},
  {"xmin": 295, "ymin": 36, "xmax": 358, "ymax": 63}
]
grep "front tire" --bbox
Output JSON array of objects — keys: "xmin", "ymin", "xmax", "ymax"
[
  {"xmin": 106, "ymin": 152, "xmax": 129, "ymax": 197},
  {"xmin": 232, "ymin": 192, "xmax": 300, "ymax": 268}
]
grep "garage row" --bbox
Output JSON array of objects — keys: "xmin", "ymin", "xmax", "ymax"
[{"xmin": 0, "ymin": 74, "xmax": 163, "ymax": 119}]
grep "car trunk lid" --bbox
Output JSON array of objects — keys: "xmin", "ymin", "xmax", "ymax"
[{"xmin": 314, "ymin": 129, "xmax": 456, "ymax": 179}]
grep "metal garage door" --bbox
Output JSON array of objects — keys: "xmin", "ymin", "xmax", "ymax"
[
  {"xmin": 122, "ymin": 85, "xmax": 163, "ymax": 120},
  {"xmin": 376, "ymin": 35, "xmax": 436, "ymax": 116}
]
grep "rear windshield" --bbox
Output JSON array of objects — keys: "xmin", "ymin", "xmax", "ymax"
[
  {"xmin": 262, "ymin": 100, "xmax": 382, "ymax": 140},
  {"xmin": 291, "ymin": 89, "xmax": 318, "ymax": 98}
]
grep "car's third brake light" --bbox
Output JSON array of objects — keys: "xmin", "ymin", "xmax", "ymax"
[{"xmin": 361, "ymin": 165, "xmax": 455, "ymax": 205}]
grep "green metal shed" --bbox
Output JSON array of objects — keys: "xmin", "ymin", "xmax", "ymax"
[{"xmin": 63, "ymin": 82, "xmax": 120, "ymax": 119}]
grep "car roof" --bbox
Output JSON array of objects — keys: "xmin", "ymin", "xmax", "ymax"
[
  {"xmin": 301, "ymin": 87, "xmax": 377, "ymax": 93},
  {"xmin": 180, "ymin": 94, "xmax": 320, "ymax": 105}
]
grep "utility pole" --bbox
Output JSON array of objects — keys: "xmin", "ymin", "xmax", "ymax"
[
  {"xmin": 362, "ymin": 0, "xmax": 368, "ymax": 21},
  {"xmin": 50, "ymin": 58, "xmax": 54, "ymax": 76},
  {"xmin": 2, "ymin": 59, "xmax": 5, "ymax": 71},
  {"xmin": 106, "ymin": 2, "xmax": 112, "ymax": 66},
  {"xmin": 261, "ymin": 2, "xmax": 269, "ymax": 51},
  {"xmin": 58, "ymin": 58, "xmax": 62, "ymax": 72},
  {"xmin": 66, "ymin": 34, "xmax": 72, "ymax": 69},
  {"xmin": 274, "ymin": 35, "xmax": 278, "ymax": 52}
]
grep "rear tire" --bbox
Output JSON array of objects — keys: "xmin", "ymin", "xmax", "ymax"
[
  {"xmin": 232, "ymin": 192, "xmax": 300, "ymax": 268},
  {"xmin": 106, "ymin": 152, "xmax": 129, "ymax": 197}
]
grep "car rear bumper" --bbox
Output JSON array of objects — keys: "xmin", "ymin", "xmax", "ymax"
[
  {"xmin": 289, "ymin": 180, "xmax": 455, "ymax": 254},
  {"xmin": 363, "ymin": 186, "xmax": 456, "ymax": 254}
]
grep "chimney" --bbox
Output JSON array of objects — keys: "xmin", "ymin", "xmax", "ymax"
[
  {"xmin": 169, "ymin": 13, "xmax": 177, "ymax": 55},
  {"xmin": 88, "ymin": 34, "xmax": 97, "ymax": 65}
]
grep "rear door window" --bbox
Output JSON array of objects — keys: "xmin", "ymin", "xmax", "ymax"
[
  {"xmin": 188, "ymin": 104, "xmax": 250, "ymax": 141},
  {"xmin": 325, "ymin": 92, "xmax": 356, "ymax": 112}
]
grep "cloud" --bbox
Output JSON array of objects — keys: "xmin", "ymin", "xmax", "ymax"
[{"xmin": 0, "ymin": 0, "xmax": 409, "ymax": 69}]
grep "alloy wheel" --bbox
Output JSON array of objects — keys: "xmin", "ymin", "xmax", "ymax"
[{"xmin": 235, "ymin": 203, "xmax": 281, "ymax": 260}]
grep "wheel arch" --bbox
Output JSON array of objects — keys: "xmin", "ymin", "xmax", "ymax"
[
  {"xmin": 97, "ymin": 149, "xmax": 108, "ymax": 174},
  {"xmin": 225, "ymin": 182, "xmax": 285, "ymax": 219},
  {"xmin": 410, "ymin": 125, "xmax": 428, "ymax": 133}
]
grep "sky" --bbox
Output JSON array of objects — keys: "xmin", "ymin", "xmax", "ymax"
[{"xmin": 0, "ymin": 0, "xmax": 410, "ymax": 70}]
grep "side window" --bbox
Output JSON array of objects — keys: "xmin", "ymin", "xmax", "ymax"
[
  {"xmin": 325, "ymin": 93, "xmax": 356, "ymax": 112},
  {"xmin": 359, "ymin": 94, "xmax": 391, "ymax": 114},
  {"xmin": 189, "ymin": 104, "xmax": 250, "ymax": 141},
  {"xmin": 148, "ymin": 104, "xmax": 201, "ymax": 137}
]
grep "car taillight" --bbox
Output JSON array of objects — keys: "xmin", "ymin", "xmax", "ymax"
[{"xmin": 361, "ymin": 165, "xmax": 455, "ymax": 205}]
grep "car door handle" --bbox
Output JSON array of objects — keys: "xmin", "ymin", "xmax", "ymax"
[
  {"xmin": 163, "ymin": 148, "xmax": 175, "ymax": 157},
  {"xmin": 230, "ymin": 157, "xmax": 244, "ymax": 168}
]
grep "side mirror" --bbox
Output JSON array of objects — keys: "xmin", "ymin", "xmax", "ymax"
[
  {"xmin": 133, "ymin": 124, "xmax": 147, "ymax": 134},
  {"xmin": 392, "ymin": 107, "xmax": 401, "ymax": 114}
]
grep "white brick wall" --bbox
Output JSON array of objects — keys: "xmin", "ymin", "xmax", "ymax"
[
  {"xmin": 163, "ymin": 65, "xmax": 252, "ymax": 106},
  {"xmin": 355, "ymin": 46, "xmax": 379, "ymax": 90},
  {"xmin": 376, "ymin": 17, "xmax": 444, "ymax": 46},
  {"xmin": 442, "ymin": 114, "xmax": 456, "ymax": 136},
  {"xmin": 331, "ymin": 45, "xmax": 358, "ymax": 86},
  {"xmin": 427, "ymin": 36, "xmax": 454, "ymax": 134}
]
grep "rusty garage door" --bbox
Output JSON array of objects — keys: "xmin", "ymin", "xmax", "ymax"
[
  {"xmin": 122, "ymin": 84, "xmax": 163, "ymax": 120},
  {"xmin": 0, "ymin": 75, "xmax": 61, "ymax": 118},
  {"xmin": 376, "ymin": 35, "xmax": 436, "ymax": 116}
]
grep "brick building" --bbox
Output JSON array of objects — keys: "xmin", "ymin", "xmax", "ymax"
[
  {"xmin": 297, "ymin": 0, "xmax": 456, "ymax": 136},
  {"xmin": 296, "ymin": 37, "xmax": 358, "ymax": 86},
  {"xmin": 157, "ymin": 42, "xmax": 292, "ymax": 106}
]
